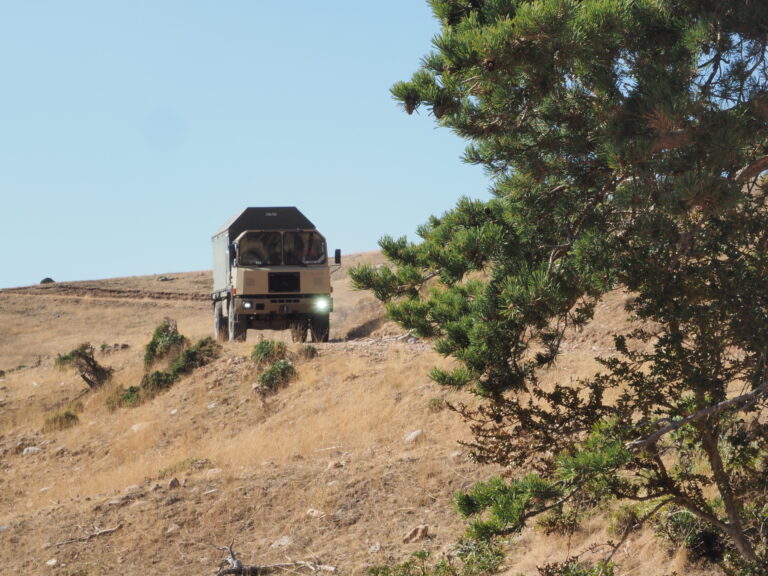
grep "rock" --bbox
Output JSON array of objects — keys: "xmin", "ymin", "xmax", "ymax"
[
  {"xmin": 22, "ymin": 446, "xmax": 41, "ymax": 456},
  {"xmin": 0, "ymin": 525, "xmax": 9, "ymax": 533},
  {"xmin": 271, "ymin": 535, "xmax": 291, "ymax": 548},
  {"xmin": 403, "ymin": 430, "xmax": 424, "ymax": 444},
  {"xmin": 46, "ymin": 558, "xmax": 58, "ymax": 567},
  {"xmin": 403, "ymin": 524, "xmax": 429, "ymax": 543},
  {"xmin": 206, "ymin": 468, "xmax": 223, "ymax": 478},
  {"xmin": 369, "ymin": 542, "xmax": 381, "ymax": 553},
  {"xmin": 131, "ymin": 422, "xmax": 149, "ymax": 433},
  {"xmin": 449, "ymin": 450, "xmax": 465, "ymax": 461},
  {"xmin": 327, "ymin": 459, "xmax": 346, "ymax": 469},
  {"xmin": 306, "ymin": 508, "xmax": 325, "ymax": 518},
  {"xmin": 169, "ymin": 409, "xmax": 178, "ymax": 416},
  {"xmin": 166, "ymin": 523, "xmax": 181, "ymax": 534},
  {"xmin": 167, "ymin": 477, "xmax": 181, "ymax": 490}
]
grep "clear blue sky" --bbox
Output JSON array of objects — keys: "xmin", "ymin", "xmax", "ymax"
[{"xmin": 0, "ymin": 1, "xmax": 490, "ymax": 289}]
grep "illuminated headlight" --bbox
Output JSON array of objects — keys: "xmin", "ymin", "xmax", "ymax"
[
  {"xmin": 313, "ymin": 297, "xmax": 331, "ymax": 312},
  {"xmin": 243, "ymin": 301, "xmax": 253, "ymax": 310}
]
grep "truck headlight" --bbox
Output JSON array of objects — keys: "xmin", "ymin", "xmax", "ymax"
[
  {"xmin": 243, "ymin": 301, "xmax": 253, "ymax": 310},
  {"xmin": 314, "ymin": 297, "xmax": 330, "ymax": 312}
]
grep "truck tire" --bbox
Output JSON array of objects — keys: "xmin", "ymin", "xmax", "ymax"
[
  {"xmin": 214, "ymin": 300, "xmax": 227, "ymax": 342},
  {"xmin": 228, "ymin": 297, "xmax": 247, "ymax": 342},
  {"xmin": 310, "ymin": 313, "xmax": 330, "ymax": 343}
]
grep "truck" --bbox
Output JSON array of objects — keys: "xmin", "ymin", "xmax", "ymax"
[{"xmin": 212, "ymin": 207, "xmax": 340, "ymax": 343}]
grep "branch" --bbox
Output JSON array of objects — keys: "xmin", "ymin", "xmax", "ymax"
[
  {"xmin": 626, "ymin": 381, "xmax": 768, "ymax": 452},
  {"xmin": 735, "ymin": 155, "xmax": 768, "ymax": 183},
  {"xmin": 215, "ymin": 544, "xmax": 336, "ymax": 576},
  {"xmin": 55, "ymin": 524, "xmax": 122, "ymax": 547}
]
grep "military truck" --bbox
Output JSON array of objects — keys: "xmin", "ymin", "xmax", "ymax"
[{"xmin": 212, "ymin": 207, "xmax": 340, "ymax": 342}]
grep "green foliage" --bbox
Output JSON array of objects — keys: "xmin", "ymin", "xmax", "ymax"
[
  {"xmin": 368, "ymin": 539, "xmax": 503, "ymax": 576},
  {"xmin": 40, "ymin": 277, "xmax": 54, "ymax": 284},
  {"xmin": 299, "ymin": 344, "xmax": 318, "ymax": 360},
  {"xmin": 108, "ymin": 332, "xmax": 219, "ymax": 410},
  {"xmin": 258, "ymin": 359, "xmax": 296, "ymax": 390},
  {"xmin": 251, "ymin": 339, "xmax": 288, "ymax": 366},
  {"xmin": 42, "ymin": 410, "xmax": 79, "ymax": 433},
  {"xmin": 55, "ymin": 343, "xmax": 113, "ymax": 389},
  {"xmin": 144, "ymin": 318, "xmax": 188, "ymax": 367},
  {"xmin": 352, "ymin": 0, "xmax": 768, "ymax": 566},
  {"xmin": 428, "ymin": 397, "xmax": 448, "ymax": 412},
  {"xmin": 536, "ymin": 559, "xmax": 614, "ymax": 576},
  {"xmin": 655, "ymin": 508, "xmax": 726, "ymax": 562}
]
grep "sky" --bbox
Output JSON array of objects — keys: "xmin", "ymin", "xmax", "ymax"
[{"xmin": 0, "ymin": 1, "xmax": 491, "ymax": 289}]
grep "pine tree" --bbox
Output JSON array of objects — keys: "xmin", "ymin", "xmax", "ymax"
[{"xmin": 351, "ymin": 0, "xmax": 768, "ymax": 567}]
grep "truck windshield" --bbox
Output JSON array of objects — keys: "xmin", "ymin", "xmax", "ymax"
[
  {"xmin": 238, "ymin": 232, "xmax": 282, "ymax": 266},
  {"xmin": 284, "ymin": 232, "xmax": 327, "ymax": 265}
]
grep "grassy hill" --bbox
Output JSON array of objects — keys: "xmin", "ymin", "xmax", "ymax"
[{"xmin": 0, "ymin": 254, "xmax": 721, "ymax": 575}]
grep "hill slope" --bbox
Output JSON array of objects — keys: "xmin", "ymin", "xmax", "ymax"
[{"xmin": 0, "ymin": 254, "xmax": 719, "ymax": 575}]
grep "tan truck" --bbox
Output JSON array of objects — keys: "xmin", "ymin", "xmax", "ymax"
[{"xmin": 212, "ymin": 207, "xmax": 339, "ymax": 342}]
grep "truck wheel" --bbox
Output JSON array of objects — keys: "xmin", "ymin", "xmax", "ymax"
[
  {"xmin": 290, "ymin": 317, "xmax": 309, "ymax": 343},
  {"xmin": 228, "ymin": 297, "xmax": 247, "ymax": 342},
  {"xmin": 310, "ymin": 314, "xmax": 330, "ymax": 343},
  {"xmin": 214, "ymin": 300, "xmax": 227, "ymax": 342}
]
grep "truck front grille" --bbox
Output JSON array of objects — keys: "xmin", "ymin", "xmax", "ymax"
[{"xmin": 268, "ymin": 272, "xmax": 300, "ymax": 293}]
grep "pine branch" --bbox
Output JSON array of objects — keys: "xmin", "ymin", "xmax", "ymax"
[
  {"xmin": 735, "ymin": 155, "xmax": 768, "ymax": 182},
  {"xmin": 625, "ymin": 380, "xmax": 768, "ymax": 452}
]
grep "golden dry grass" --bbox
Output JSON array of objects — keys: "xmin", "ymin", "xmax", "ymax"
[{"xmin": 0, "ymin": 256, "xmax": 724, "ymax": 575}]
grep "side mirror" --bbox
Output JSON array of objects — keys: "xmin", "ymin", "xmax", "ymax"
[
  {"xmin": 334, "ymin": 249, "xmax": 341, "ymax": 265},
  {"xmin": 230, "ymin": 243, "xmax": 238, "ymax": 267}
]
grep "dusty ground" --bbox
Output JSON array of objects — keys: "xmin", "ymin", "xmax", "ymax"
[{"xmin": 0, "ymin": 253, "xmax": 720, "ymax": 575}]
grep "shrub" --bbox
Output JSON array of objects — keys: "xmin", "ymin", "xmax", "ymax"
[
  {"xmin": 299, "ymin": 344, "xmax": 318, "ymax": 360},
  {"xmin": 42, "ymin": 410, "xmax": 79, "ymax": 433},
  {"xmin": 427, "ymin": 397, "xmax": 447, "ymax": 413},
  {"xmin": 251, "ymin": 339, "xmax": 288, "ymax": 366},
  {"xmin": 170, "ymin": 337, "xmax": 219, "ymax": 377},
  {"xmin": 258, "ymin": 359, "xmax": 296, "ymax": 390},
  {"xmin": 537, "ymin": 559, "xmax": 614, "ymax": 576},
  {"xmin": 106, "ymin": 385, "xmax": 142, "ymax": 411},
  {"xmin": 144, "ymin": 318, "xmax": 188, "ymax": 367},
  {"xmin": 0, "ymin": 369, "xmax": 5, "ymax": 378},
  {"xmin": 55, "ymin": 343, "xmax": 113, "ymax": 389},
  {"xmin": 655, "ymin": 507, "xmax": 726, "ymax": 562},
  {"xmin": 140, "ymin": 370, "xmax": 176, "ymax": 394},
  {"xmin": 368, "ymin": 539, "xmax": 504, "ymax": 576},
  {"xmin": 40, "ymin": 277, "xmax": 55, "ymax": 284}
]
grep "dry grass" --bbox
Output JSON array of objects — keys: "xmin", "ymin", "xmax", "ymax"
[{"xmin": 0, "ymin": 257, "xmax": 725, "ymax": 575}]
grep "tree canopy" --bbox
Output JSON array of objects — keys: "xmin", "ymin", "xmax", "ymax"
[{"xmin": 352, "ymin": 0, "xmax": 768, "ymax": 569}]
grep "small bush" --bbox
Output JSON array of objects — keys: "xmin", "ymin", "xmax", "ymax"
[
  {"xmin": 0, "ymin": 369, "xmax": 5, "ymax": 378},
  {"xmin": 251, "ymin": 339, "xmax": 288, "ymax": 366},
  {"xmin": 106, "ymin": 385, "xmax": 142, "ymax": 411},
  {"xmin": 537, "ymin": 559, "xmax": 614, "ymax": 576},
  {"xmin": 144, "ymin": 318, "xmax": 188, "ymax": 367},
  {"xmin": 43, "ymin": 410, "xmax": 79, "ymax": 433},
  {"xmin": 299, "ymin": 344, "xmax": 318, "ymax": 360},
  {"xmin": 427, "ymin": 397, "xmax": 448, "ymax": 412},
  {"xmin": 140, "ymin": 371, "xmax": 176, "ymax": 394},
  {"xmin": 259, "ymin": 359, "xmax": 296, "ymax": 390},
  {"xmin": 170, "ymin": 337, "xmax": 219, "ymax": 377},
  {"xmin": 40, "ymin": 277, "xmax": 55, "ymax": 284},
  {"xmin": 368, "ymin": 539, "xmax": 504, "ymax": 576},
  {"xmin": 158, "ymin": 457, "xmax": 209, "ymax": 479},
  {"xmin": 56, "ymin": 343, "xmax": 113, "ymax": 389},
  {"xmin": 655, "ymin": 507, "xmax": 726, "ymax": 562}
]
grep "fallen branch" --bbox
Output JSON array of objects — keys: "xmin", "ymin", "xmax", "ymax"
[
  {"xmin": 215, "ymin": 543, "xmax": 336, "ymax": 576},
  {"xmin": 55, "ymin": 524, "xmax": 122, "ymax": 547}
]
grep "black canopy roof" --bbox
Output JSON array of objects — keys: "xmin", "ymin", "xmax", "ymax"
[{"xmin": 214, "ymin": 207, "xmax": 317, "ymax": 240}]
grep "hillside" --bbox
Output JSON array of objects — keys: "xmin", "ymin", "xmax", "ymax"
[{"xmin": 0, "ymin": 254, "xmax": 720, "ymax": 575}]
